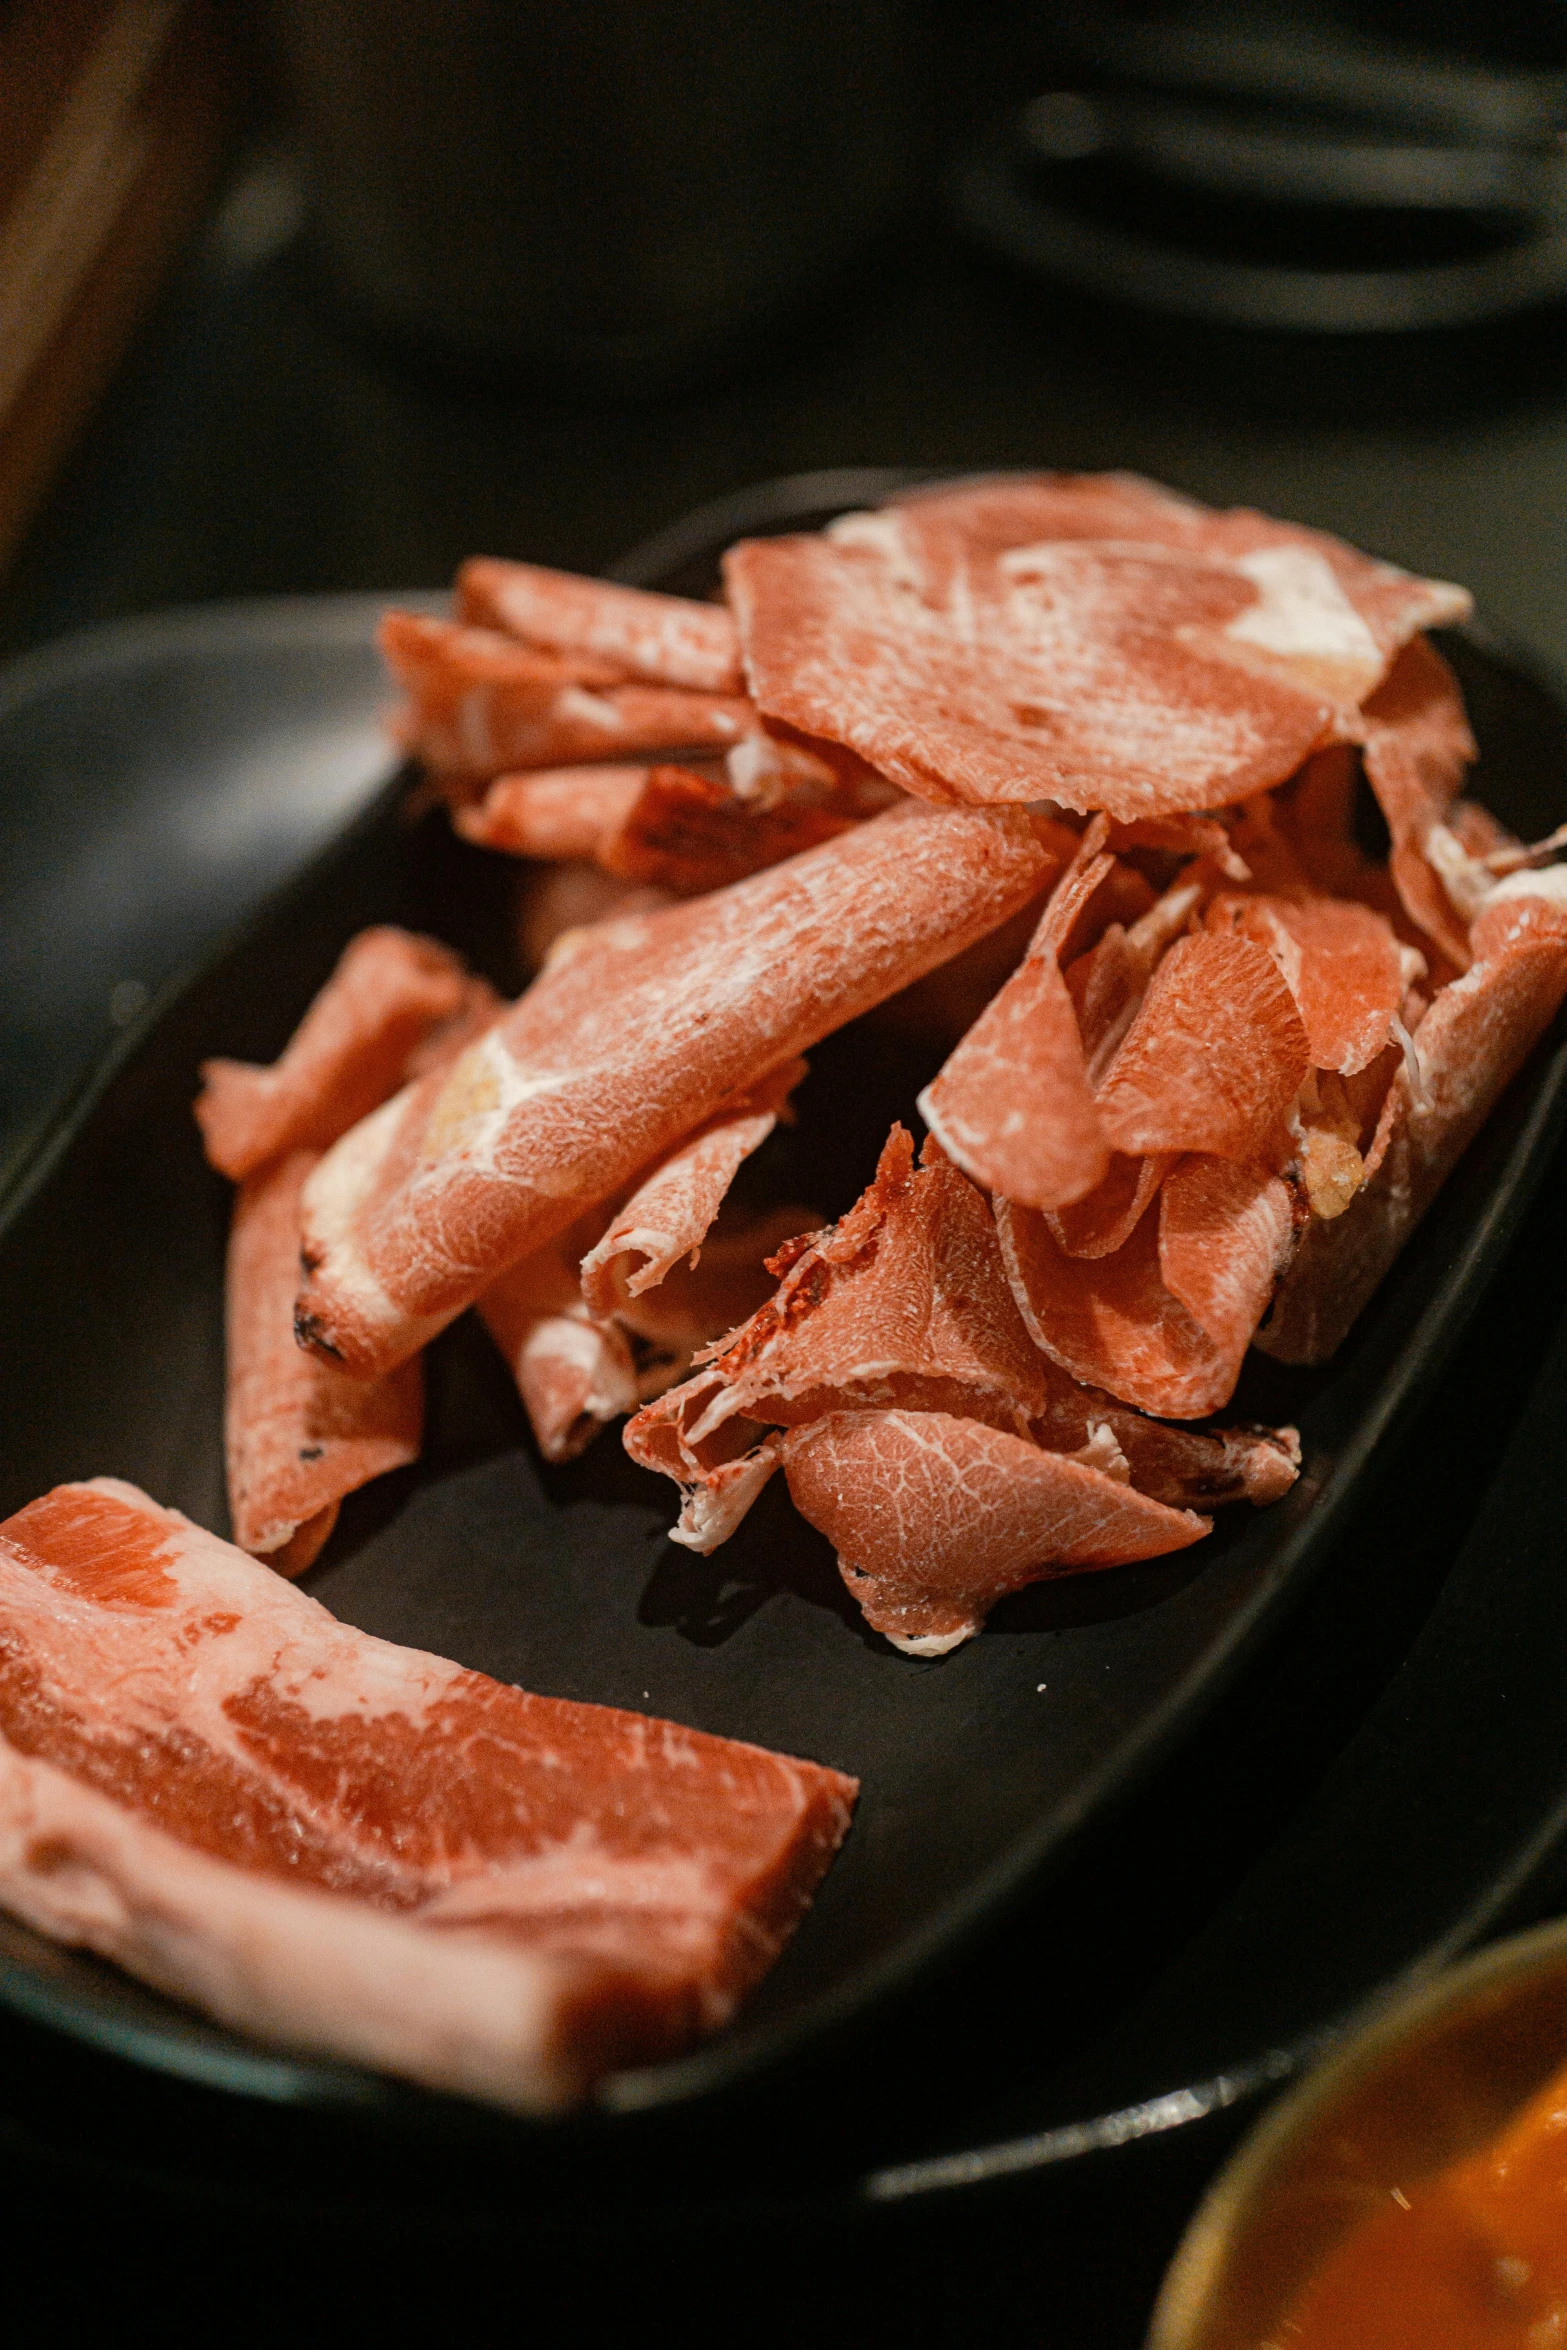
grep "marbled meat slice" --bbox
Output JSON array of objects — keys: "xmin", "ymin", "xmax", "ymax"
[
  {"xmin": 455, "ymin": 765, "xmax": 649, "ymax": 861},
  {"xmin": 624, "ymin": 1128, "xmax": 1054, "ymax": 1547},
  {"xmin": 725, "ymin": 526, "xmax": 1334, "ymax": 821},
  {"xmin": 455, "ymin": 557, "xmax": 744, "ymax": 694},
  {"xmin": 1204, "ymin": 890, "xmax": 1406, "ymax": 1076},
  {"xmin": 997, "ymin": 1154, "xmax": 1296, "ymax": 1418},
  {"xmin": 1259, "ymin": 887, "xmax": 1567, "ymax": 1364},
  {"xmin": 1357, "ymin": 635, "xmax": 1478, "ymax": 969},
  {"xmin": 781, "ymin": 1410, "xmax": 1209, "ymax": 1655},
  {"xmin": 579, "ymin": 1061, "xmax": 805, "ymax": 1323},
  {"xmin": 195, "ymin": 928, "xmax": 478, "ymax": 1180},
  {"xmin": 1045, "ymin": 1151, "xmax": 1176, "ymax": 1259},
  {"xmin": 479, "ymin": 1214, "xmax": 638, "ymax": 1464},
  {"xmin": 1095, "ymin": 932, "xmax": 1310, "ymax": 1160},
  {"xmin": 226, "ymin": 1150, "xmax": 422, "ymax": 1572},
  {"xmin": 0, "ymin": 1478, "xmax": 856, "ymax": 2109},
  {"xmin": 295, "ymin": 803, "xmax": 1062, "ymax": 1376}
]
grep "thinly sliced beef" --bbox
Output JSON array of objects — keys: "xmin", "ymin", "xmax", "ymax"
[
  {"xmin": 1204, "ymin": 891, "xmax": 1406, "ymax": 1076},
  {"xmin": 195, "ymin": 929, "xmax": 479, "ymax": 1180},
  {"xmin": 455, "ymin": 558, "xmax": 744, "ymax": 693},
  {"xmin": 226, "ymin": 1152, "xmax": 422, "ymax": 1572},
  {"xmin": 781, "ymin": 1411, "xmax": 1209, "ymax": 1655},
  {"xmin": 1259, "ymin": 889, "xmax": 1567, "ymax": 1363},
  {"xmin": 295, "ymin": 803, "xmax": 1062, "ymax": 1377},
  {"xmin": 1358, "ymin": 636, "xmax": 1478, "ymax": 969},
  {"xmin": 998, "ymin": 1155, "xmax": 1297, "ymax": 1418},
  {"xmin": 516, "ymin": 864, "xmax": 677, "ymax": 975},
  {"xmin": 1095, "ymin": 932, "xmax": 1310, "ymax": 1160},
  {"xmin": 479, "ymin": 1214, "xmax": 638, "ymax": 1464},
  {"xmin": 457, "ymin": 763, "xmax": 857, "ymax": 895},
  {"xmin": 1046, "ymin": 1151, "xmax": 1176, "ymax": 1259},
  {"xmin": 0, "ymin": 1480, "xmax": 855, "ymax": 2109},
  {"xmin": 579, "ymin": 1062, "xmax": 805, "ymax": 1323}
]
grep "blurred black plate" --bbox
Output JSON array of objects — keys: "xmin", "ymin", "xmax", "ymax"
[{"xmin": 2, "ymin": 474, "xmax": 1567, "ymax": 2222}]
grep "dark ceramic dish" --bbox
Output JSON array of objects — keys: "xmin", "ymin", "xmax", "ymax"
[{"xmin": 1, "ymin": 474, "xmax": 1566, "ymax": 2222}]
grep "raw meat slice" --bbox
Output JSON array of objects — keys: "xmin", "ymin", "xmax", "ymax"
[
  {"xmin": 479, "ymin": 1218, "xmax": 638, "ymax": 1464},
  {"xmin": 996, "ymin": 1156, "xmax": 1296, "ymax": 1418},
  {"xmin": 1358, "ymin": 636, "xmax": 1478, "ymax": 968},
  {"xmin": 458, "ymin": 763, "xmax": 857, "ymax": 895},
  {"xmin": 0, "ymin": 1479, "xmax": 856, "ymax": 2108},
  {"xmin": 424, "ymin": 680, "xmax": 757, "ymax": 790},
  {"xmin": 918, "ymin": 918, "xmax": 1109, "ymax": 1211},
  {"xmin": 1259, "ymin": 889, "xmax": 1567, "ymax": 1363},
  {"xmin": 579, "ymin": 1061, "xmax": 805, "ymax": 1323},
  {"xmin": 612, "ymin": 1206, "xmax": 821, "ymax": 1367},
  {"xmin": 725, "ymin": 527, "xmax": 1334, "ymax": 822},
  {"xmin": 455, "ymin": 557, "xmax": 744, "ymax": 694},
  {"xmin": 294, "ymin": 803, "xmax": 1062, "ymax": 1377},
  {"xmin": 516, "ymin": 864, "xmax": 677, "ymax": 975},
  {"xmin": 195, "ymin": 928, "xmax": 476, "ymax": 1180},
  {"xmin": 1204, "ymin": 891, "xmax": 1406, "ymax": 1076},
  {"xmin": 226, "ymin": 1151, "xmax": 422, "ymax": 1571},
  {"xmin": 1095, "ymin": 932, "xmax": 1310, "ymax": 1160},
  {"xmin": 1045, "ymin": 1151, "xmax": 1175, "ymax": 1259},
  {"xmin": 780, "ymin": 1410, "xmax": 1209, "ymax": 1654}
]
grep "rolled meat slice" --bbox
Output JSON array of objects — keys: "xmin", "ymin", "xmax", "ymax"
[
  {"xmin": 0, "ymin": 1478, "xmax": 856, "ymax": 2110},
  {"xmin": 1258, "ymin": 888, "xmax": 1567, "ymax": 1364},
  {"xmin": 1095, "ymin": 932, "xmax": 1310, "ymax": 1162},
  {"xmin": 478, "ymin": 1215, "xmax": 638, "ymax": 1465},
  {"xmin": 295, "ymin": 802, "xmax": 1064, "ymax": 1377},
  {"xmin": 195, "ymin": 928, "xmax": 479, "ymax": 1180},
  {"xmin": 455, "ymin": 557, "xmax": 744, "ymax": 694},
  {"xmin": 781, "ymin": 1410, "xmax": 1209, "ymax": 1655},
  {"xmin": 226, "ymin": 1150, "xmax": 422, "ymax": 1572}
]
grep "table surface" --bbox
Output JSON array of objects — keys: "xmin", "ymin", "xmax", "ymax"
[{"xmin": 6, "ymin": 129, "xmax": 1567, "ymax": 2341}]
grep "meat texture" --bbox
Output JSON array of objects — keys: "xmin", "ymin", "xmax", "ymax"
[
  {"xmin": 478, "ymin": 1210, "xmax": 638, "ymax": 1465},
  {"xmin": 455, "ymin": 557, "xmax": 744, "ymax": 693},
  {"xmin": 195, "ymin": 928, "xmax": 480, "ymax": 1181},
  {"xmin": 1259, "ymin": 887, "xmax": 1567, "ymax": 1362},
  {"xmin": 226, "ymin": 1151, "xmax": 422, "ymax": 1570},
  {"xmin": 724, "ymin": 475, "xmax": 1468, "ymax": 822},
  {"xmin": 781, "ymin": 1410, "xmax": 1209, "ymax": 1655},
  {"xmin": 0, "ymin": 1479, "xmax": 856, "ymax": 2109},
  {"xmin": 295, "ymin": 802, "xmax": 1063, "ymax": 1377}
]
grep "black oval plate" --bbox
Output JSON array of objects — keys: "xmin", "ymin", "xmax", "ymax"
[{"xmin": 2, "ymin": 474, "xmax": 1566, "ymax": 2218}]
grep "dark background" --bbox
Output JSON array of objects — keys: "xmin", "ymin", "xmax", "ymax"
[{"xmin": 6, "ymin": 7, "xmax": 1567, "ymax": 2338}]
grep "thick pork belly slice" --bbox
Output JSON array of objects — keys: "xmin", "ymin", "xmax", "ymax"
[
  {"xmin": 227, "ymin": 1151, "xmax": 423, "ymax": 1571},
  {"xmin": 1259, "ymin": 889, "xmax": 1567, "ymax": 1365},
  {"xmin": 0, "ymin": 1480, "xmax": 856, "ymax": 2108},
  {"xmin": 455, "ymin": 558, "xmax": 744, "ymax": 694},
  {"xmin": 781, "ymin": 1411, "xmax": 1209, "ymax": 1655},
  {"xmin": 295, "ymin": 802, "xmax": 1062, "ymax": 1377},
  {"xmin": 195, "ymin": 928, "xmax": 479, "ymax": 1180}
]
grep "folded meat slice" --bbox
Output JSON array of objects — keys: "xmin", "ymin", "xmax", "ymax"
[
  {"xmin": 919, "ymin": 821, "xmax": 1112, "ymax": 1210},
  {"xmin": 781, "ymin": 1410, "xmax": 1209, "ymax": 1655},
  {"xmin": 226, "ymin": 1151, "xmax": 423, "ymax": 1571},
  {"xmin": 457, "ymin": 762, "xmax": 857, "ymax": 895},
  {"xmin": 295, "ymin": 802, "xmax": 1062, "ymax": 1377},
  {"xmin": 195, "ymin": 928, "xmax": 479, "ymax": 1180},
  {"xmin": 1204, "ymin": 891, "xmax": 1407, "ymax": 1077},
  {"xmin": 479, "ymin": 1215, "xmax": 638, "ymax": 1465},
  {"xmin": 1357, "ymin": 636, "xmax": 1478, "ymax": 969},
  {"xmin": 1259, "ymin": 888, "xmax": 1567, "ymax": 1364},
  {"xmin": 1095, "ymin": 932, "xmax": 1310, "ymax": 1161},
  {"xmin": 579, "ymin": 1061, "xmax": 805, "ymax": 1323},
  {"xmin": 455, "ymin": 557, "xmax": 744, "ymax": 694},
  {"xmin": 0, "ymin": 1479, "xmax": 856, "ymax": 2109},
  {"xmin": 998, "ymin": 1155, "xmax": 1297, "ymax": 1418}
]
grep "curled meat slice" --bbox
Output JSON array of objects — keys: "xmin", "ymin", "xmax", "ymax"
[
  {"xmin": 1204, "ymin": 891, "xmax": 1406, "ymax": 1077},
  {"xmin": 457, "ymin": 762, "xmax": 857, "ymax": 895},
  {"xmin": 1046, "ymin": 1151, "xmax": 1176, "ymax": 1259},
  {"xmin": 1357, "ymin": 636, "xmax": 1478, "ymax": 969},
  {"xmin": 1259, "ymin": 889, "xmax": 1567, "ymax": 1364},
  {"xmin": 579, "ymin": 1061, "xmax": 805, "ymax": 1323},
  {"xmin": 997, "ymin": 1155, "xmax": 1297, "ymax": 1418},
  {"xmin": 226, "ymin": 1151, "xmax": 422, "ymax": 1572},
  {"xmin": 0, "ymin": 1479, "xmax": 855, "ymax": 2109},
  {"xmin": 781, "ymin": 1410, "xmax": 1209, "ymax": 1655},
  {"xmin": 479, "ymin": 1217, "xmax": 638, "ymax": 1465},
  {"xmin": 195, "ymin": 928, "xmax": 478, "ymax": 1180},
  {"xmin": 295, "ymin": 803, "xmax": 1061, "ymax": 1377},
  {"xmin": 1096, "ymin": 932, "xmax": 1310, "ymax": 1161},
  {"xmin": 455, "ymin": 557, "xmax": 744, "ymax": 694}
]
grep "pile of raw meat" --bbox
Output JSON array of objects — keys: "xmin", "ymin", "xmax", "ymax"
[{"xmin": 4, "ymin": 473, "xmax": 1565, "ymax": 2114}]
